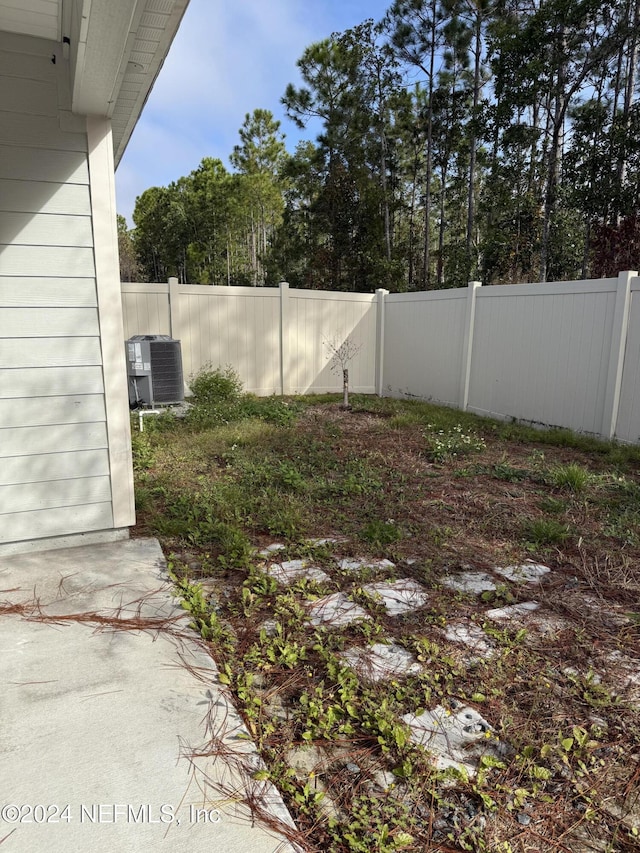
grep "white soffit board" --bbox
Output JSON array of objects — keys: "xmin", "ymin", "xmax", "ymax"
[
  {"xmin": 111, "ymin": 0, "xmax": 190, "ymax": 165},
  {"xmin": 69, "ymin": 0, "xmax": 189, "ymax": 165}
]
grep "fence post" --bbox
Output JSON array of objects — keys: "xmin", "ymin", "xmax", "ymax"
[
  {"xmin": 279, "ymin": 282, "xmax": 290, "ymax": 396},
  {"xmin": 602, "ymin": 270, "xmax": 636, "ymax": 439},
  {"xmin": 375, "ymin": 288, "xmax": 389, "ymax": 397},
  {"xmin": 460, "ymin": 280, "xmax": 481, "ymax": 411},
  {"xmin": 168, "ymin": 276, "xmax": 179, "ymax": 340}
]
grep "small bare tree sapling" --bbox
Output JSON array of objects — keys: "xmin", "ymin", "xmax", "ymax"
[{"xmin": 324, "ymin": 335, "xmax": 362, "ymax": 411}]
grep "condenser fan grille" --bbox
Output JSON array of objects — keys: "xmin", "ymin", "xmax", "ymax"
[{"xmin": 148, "ymin": 341, "xmax": 183, "ymax": 402}]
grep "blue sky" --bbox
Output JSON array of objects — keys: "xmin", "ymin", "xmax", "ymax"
[{"xmin": 115, "ymin": 0, "xmax": 392, "ymax": 224}]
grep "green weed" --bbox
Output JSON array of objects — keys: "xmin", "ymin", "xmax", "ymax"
[
  {"xmin": 425, "ymin": 424, "xmax": 486, "ymax": 462},
  {"xmin": 538, "ymin": 496, "xmax": 567, "ymax": 515},
  {"xmin": 522, "ymin": 517, "xmax": 570, "ymax": 547},
  {"xmin": 359, "ymin": 519, "xmax": 402, "ymax": 547},
  {"xmin": 549, "ymin": 463, "xmax": 591, "ymax": 492},
  {"xmin": 387, "ymin": 412, "xmax": 423, "ymax": 429},
  {"xmin": 130, "ymin": 427, "xmax": 155, "ymax": 471},
  {"xmin": 492, "ymin": 462, "xmax": 530, "ymax": 482}
]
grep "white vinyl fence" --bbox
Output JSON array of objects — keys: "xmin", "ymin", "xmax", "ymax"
[
  {"xmin": 121, "ymin": 271, "xmax": 640, "ymax": 444},
  {"xmin": 121, "ymin": 280, "xmax": 380, "ymax": 396}
]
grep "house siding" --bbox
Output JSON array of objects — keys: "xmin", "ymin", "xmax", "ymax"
[{"xmin": 0, "ymin": 31, "xmax": 116, "ymax": 547}]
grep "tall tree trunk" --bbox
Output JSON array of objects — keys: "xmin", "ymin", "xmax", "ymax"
[
  {"xmin": 616, "ymin": 0, "xmax": 639, "ymax": 211},
  {"xmin": 421, "ymin": 3, "xmax": 438, "ymax": 289},
  {"xmin": 540, "ymin": 95, "xmax": 564, "ymax": 283},
  {"xmin": 380, "ymin": 141, "xmax": 392, "ymax": 265},
  {"xmin": 437, "ymin": 163, "xmax": 448, "ymax": 286},
  {"xmin": 466, "ymin": 11, "xmax": 483, "ymax": 274},
  {"xmin": 408, "ymin": 145, "xmax": 419, "ymax": 288}
]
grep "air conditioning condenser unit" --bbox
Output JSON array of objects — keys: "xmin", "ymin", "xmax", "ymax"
[{"xmin": 126, "ymin": 335, "xmax": 184, "ymax": 406}]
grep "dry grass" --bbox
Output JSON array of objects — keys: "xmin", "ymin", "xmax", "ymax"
[{"xmin": 134, "ymin": 394, "xmax": 640, "ymax": 852}]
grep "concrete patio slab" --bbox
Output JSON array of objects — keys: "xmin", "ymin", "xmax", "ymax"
[{"xmin": 0, "ymin": 538, "xmax": 296, "ymax": 853}]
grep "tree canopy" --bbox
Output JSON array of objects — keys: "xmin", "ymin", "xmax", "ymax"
[{"xmin": 127, "ymin": 2, "xmax": 640, "ymax": 291}]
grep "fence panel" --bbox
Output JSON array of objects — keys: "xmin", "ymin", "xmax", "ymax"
[
  {"xmin": 174, "ymin": 285, "xmax": 281, "ymax": 395},
  {"xmin": 286, "ymin": 289, "xmax": 377, "ymax": 394},
  {"xmin": 120, "ymin": 282, "xmax": 170, "ymax": 339},
  {"xmin": 615, "ymin": 277, "xmax": 640, "ymax": 443},
  {"xmin": 468, "ymin": 279, "xmax": 618, "ymax": 435},
  {"xmin": 382, "ymin": 289, "xmax": 468, "ymax": 406}
]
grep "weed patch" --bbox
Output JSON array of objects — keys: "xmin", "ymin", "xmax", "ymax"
[
  {"xmin": 134, "ymin": 395, "xmax": 640, "ymax": 852},
  {"xmin": 424, "ymin": 424, "xmax": 486, "ymax": 463}
]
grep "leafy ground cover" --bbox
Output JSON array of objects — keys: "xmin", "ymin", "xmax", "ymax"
[{"xmin": 133, "ymin": 372, "xmax": 640, "ymax": 852}]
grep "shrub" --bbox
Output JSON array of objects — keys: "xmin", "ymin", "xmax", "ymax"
[{"xmin": 189, "ymin": 365, "xmax": 243, "ymax": 405}]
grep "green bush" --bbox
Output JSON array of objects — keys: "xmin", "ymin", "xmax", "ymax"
[{"xmin": 189, "ymin": 365, "xmax": 243, "ymax": 405}]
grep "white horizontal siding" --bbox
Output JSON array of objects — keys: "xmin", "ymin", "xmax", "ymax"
[
  {"xmin": 0, "ymin": 476, "xmax": 112, "ymax": 514},
  {"xmin": 0, "ymin": 449, "xmax": 110, "ymax": 486},
  {"xmin": 0, "ymin": 32, "xmax": 120, "ymax": 546},
  {"xmin": 0, "ymin": 51, "xmax": 53, "ymax": 82},
  {"xmin": 0, "ymin": 503, "xmax": 114, "ymax": 544},
  {"xmin": 0, "ymin": 110, "xmax": 86, "ymax": 152},
  {"xmin": 0, "ymin": 28, "xmax": 61, "ymax": 58},
  {"xmin": 0, "ymin": 74, "xmax": 57, "ymax": 116},
  {"xmin": 0, "ymin": 366, "xmax": 104, "ymax": 399},
  {"xmin": 0, "ymin": 308, "xmax": 98, "ymax": 337},
  {"xmin": 0, "ymin": 245, "xmax": 95, "ymax": 277},
  {"xmin": 0, "ymin": 2, "xmax": 59, "ymax": 42},
  {"xmin": 0, "ymin": 178, "xmax": 91, "ymax": 215},
  {"xmin": 0, "ymin": 278, "xmax": 97, "ymax": 307},
  {"xmin": 0, "ymin": 395, "xmax": 105, "ymax": 428},
  {"xmin": 0, "ymin": 338, "xmax": 102, "ymax": 367},
  {"xmin": 0, "ymin": 212, "xmax": 93, "ymax": 247},
  {"xmin": 0, "ymin": 144, "xmax": 89, "ymax": 183},
  {"xmin": 0, "ymin": 422, "xmax": 108, "ymax": 457}
]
